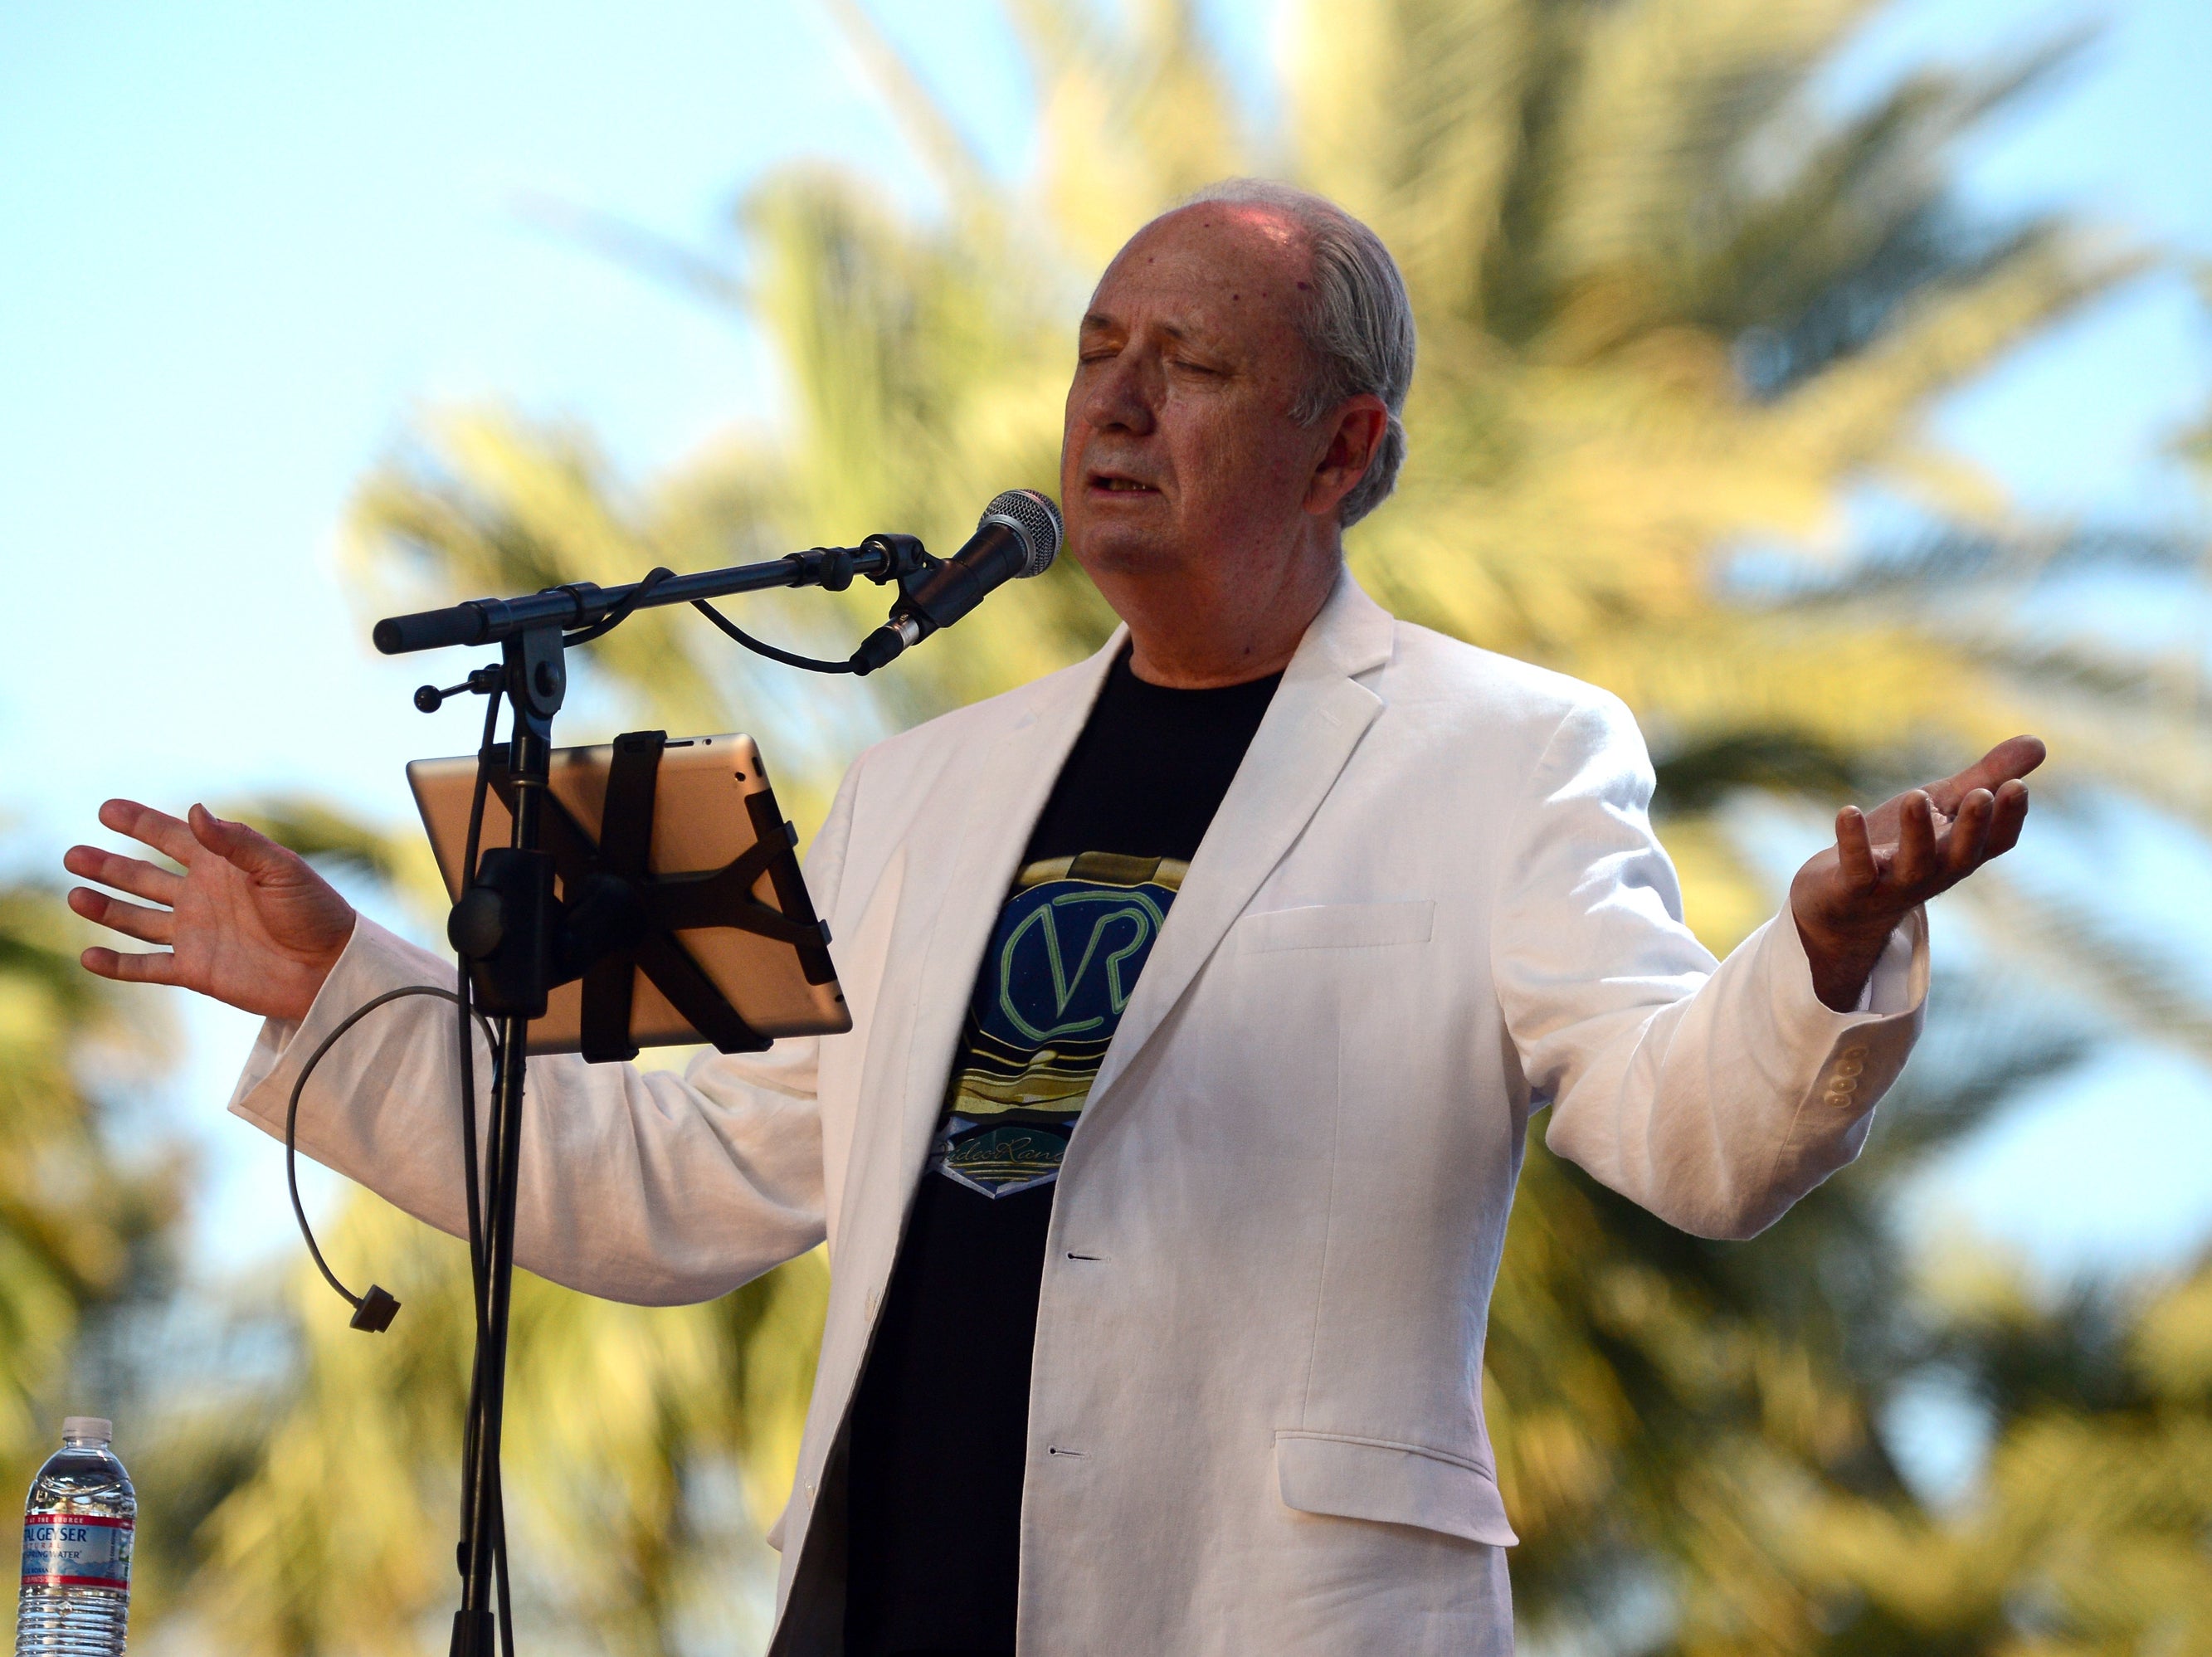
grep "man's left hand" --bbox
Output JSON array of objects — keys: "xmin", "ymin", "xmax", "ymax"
[{"xmin": 1791, "ymin": 735, "xmax": 2045, "ymax": 1012}]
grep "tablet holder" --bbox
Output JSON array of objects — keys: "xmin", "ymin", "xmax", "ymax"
[{"xmin": 451, "ymin": 730, "xmax": 836, "ymax": 1061}]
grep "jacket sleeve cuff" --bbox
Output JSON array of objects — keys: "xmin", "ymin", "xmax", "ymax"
[
  {"xmin": 1764, "ymin": 901, "xmax": 1927, "ymax": 1147},
  {"xmin": 1771, "ymin": 903, "xmax": 1927, "ymax": 1040},
  {"xmin": 227, "ymin": 914, "xmax": 456, "ymax": 1135}
]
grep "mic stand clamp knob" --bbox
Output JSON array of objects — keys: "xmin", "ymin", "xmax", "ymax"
[
  {"xmin": 450, "ymin": 848, "xmax": 558, "ymax": 1019},
  {"xmin": 447, "ymin": 886, "xmax": 505, "ymax": 958}
]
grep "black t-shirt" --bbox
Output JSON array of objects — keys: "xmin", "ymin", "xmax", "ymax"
[{"xmin": 844, "ymin": 649, "xmax": 1283, "ymax": 1656}]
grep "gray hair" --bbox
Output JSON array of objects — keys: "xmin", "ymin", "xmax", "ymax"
[{"xmin": 1175, "ymin": 178, "xmax": 1415, "ymax": 527}]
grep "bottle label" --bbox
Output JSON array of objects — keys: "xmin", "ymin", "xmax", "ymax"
[{"xmin": 21, "ymin": 1513, "xmax": 133, "ymax": 1590}]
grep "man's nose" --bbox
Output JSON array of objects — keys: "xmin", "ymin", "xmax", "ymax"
[{"xmin": 1081, "ymin": 352, "xmax": 1157, "ymax": 436}]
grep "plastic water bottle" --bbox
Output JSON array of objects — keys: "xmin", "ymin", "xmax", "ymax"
[{"xmin": 16, "ymin": 1419, "xmax": 133, "ymax": 1655}]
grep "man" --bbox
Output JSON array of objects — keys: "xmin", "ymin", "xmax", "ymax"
[{"xmin": 67, "ymin": 180, "xmax": 2039, "ymax": 1655}]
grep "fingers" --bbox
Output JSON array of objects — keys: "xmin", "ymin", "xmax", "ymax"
[
  {"xmin": 62, "ymin": 844, "xmax": 183, "ymax": 907},
  {"xmin": 1982, "ymin": 733, "xmax": 2048, "ymax": 783},
  {"xmin": 1984, "ymin": 777, "xmax": 2030, "ymax": 858},
  {"xmin": 97, "ymin": 798, "xmax": 199, "ymax": 865},
  {"xmin": 66, "ymin": 886, "xmax": 175, "ymax": 945},
  {"xmin": 1893, "ymin": 790, "xmax": 1937, "ymax": 887},
  {"xmin": 188, "ymin": 804, "xmax": 295, "ymax": 877},
  {"xmin": 1945, "ymin": 787, "xmax": 1995, "ymax": 876},
  {"xmin": 1834, "ymin": 806, "xmax": 1879, "ymax": 893},
  {"xmin": 1818, "ymin": 749, "xmax": 2038, "ymax": 937},
  {"xmin": 1929, "ymin": 734, "xmax": 2047, "ymax": 813},
  {"xmin": 80, "ymin": 945, "xmax": 181, "ymax": 986}
]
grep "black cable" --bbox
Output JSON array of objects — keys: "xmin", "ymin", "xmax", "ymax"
[
  {"xmin": 469, "ymin": 1007, "xmax": 526, "ymax": 1657},
  {"xmin": 453, "ymin": 681, "xmax": 504, "ymax": 1650},
  {"xmin": 692, "ymin": 597, "xmax": 857, "ymax": 674},
  {"xmin": 458, "ymin": 680, "xmax": 502, "ymax": 1316},
  {"xmin": 495, "ymin": 1487, "xmax": 514, "ymax": 1657},
  {"xmin": 562, "ymin": 567, "xmax": 676, "ymax": 647},
  {"xmin": 306, "ymin": 660, "xmax": 514, "ymax": 1650},
  {"xmin": 550, "ymin": 560, "xmax": 865, "ymax": 674},
  {"xmin": 285, "ymin": 985, "xmax": 499, "ymax": 1319}
]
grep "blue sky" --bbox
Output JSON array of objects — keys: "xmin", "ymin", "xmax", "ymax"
[{"xmin": 4, "ymin": 0, "xmax": 2210, "ymax": 1279}]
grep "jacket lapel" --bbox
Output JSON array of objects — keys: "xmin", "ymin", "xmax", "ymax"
[{"xmin": 1083, "ymin": 573, "xmax": 1396, "ymax": 1116}]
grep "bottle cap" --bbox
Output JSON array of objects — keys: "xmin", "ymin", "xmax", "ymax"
[{"xmin": 61, "ymin": 1417, "xmax": 112, "ymax": 1444}]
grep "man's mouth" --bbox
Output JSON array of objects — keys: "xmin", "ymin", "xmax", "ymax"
[{"xmin": 1088, "ymin": 471, "xmax": 1160, "ymax": 495}]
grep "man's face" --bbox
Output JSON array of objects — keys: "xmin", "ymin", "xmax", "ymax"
[{"xmin": 1060, "ymin": 205, "xmax": 1335, "ymax": 588}]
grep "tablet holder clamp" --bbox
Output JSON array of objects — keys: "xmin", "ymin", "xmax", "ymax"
[{"xmin": 451, "ymin": 729, "xmax": 835, "ymax": 1062}]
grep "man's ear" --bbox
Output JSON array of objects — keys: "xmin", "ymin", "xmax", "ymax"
[{"xmin": 1303, "ymin": 396, "xmax": 1389, "ymax": 519}]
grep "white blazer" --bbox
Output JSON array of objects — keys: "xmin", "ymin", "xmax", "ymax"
[{"xmin": 232, "ymin": 573, "xmax": 1926, "ymax": 1655}]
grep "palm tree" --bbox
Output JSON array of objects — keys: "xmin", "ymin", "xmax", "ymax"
[
  {"xmin": 1766, "ymin": 1235, "xmax": 2212, "ymax": 1655},
  {"xmin": 181, "ymin": 1, "xmax": 2212, "ymax": 1650}
]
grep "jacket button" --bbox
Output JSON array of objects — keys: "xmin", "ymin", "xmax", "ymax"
[
  {"xmin": 1842, "ymin": 1044, "xmax": 1869, "ymax": 1061},
  {"xmin": 1834, "ymin": 1058, "xmax": 1864, "ymax": 1079}
]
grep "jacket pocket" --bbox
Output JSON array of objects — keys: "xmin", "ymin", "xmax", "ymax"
[
  {"xmin": 1274, "ymin": 1430, "xmax": 1518, "ymax": 1547},
  {"xmin": 1239, "ymin": 899, "xmax": 1435, "ymax": 953}
]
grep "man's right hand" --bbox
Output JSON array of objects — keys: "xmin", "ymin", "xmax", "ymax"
[{"xmin": 66, "ymin": 800, "xmax": 356, "ymax": 1022}]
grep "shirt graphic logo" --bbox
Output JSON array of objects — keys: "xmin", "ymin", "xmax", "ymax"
[
  {"xmin": 933, "ymin": 853, "xmax": 1186, "ymax": 1198},
  {"xmin": 995, "ymin": 886, "xmax": 1168, "ymax": 1042}
]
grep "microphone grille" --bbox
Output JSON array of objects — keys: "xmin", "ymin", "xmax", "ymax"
[{"xmin": 978, "ymin": 490, "xmax": 1063, "ymax": 578}]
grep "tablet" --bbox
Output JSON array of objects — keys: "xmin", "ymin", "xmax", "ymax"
[{"xmin": 407, "ymin": 733, "xmax": 850, "ymax": 1055}]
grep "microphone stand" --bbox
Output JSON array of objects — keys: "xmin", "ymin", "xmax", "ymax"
[
  {"xmin": 460, "ymin": 625, "xmax": 552, "ymax": 1657},
  {"xmin": 381, "ymin": 536, "xmax": 932, "ymax": 1657},
  {"xmin": 375, "ymin": 534, "xmax": 930, "ymax": 656}
]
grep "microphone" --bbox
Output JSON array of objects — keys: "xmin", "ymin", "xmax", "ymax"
[{"xmin": 851, "ymin": 490, "xmax": 1063, "ymax": 675}]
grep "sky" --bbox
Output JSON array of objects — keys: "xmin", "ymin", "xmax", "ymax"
[{"xmin": 3, "ymin": 0, "xmax": 2211, "ymax": 1285}]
